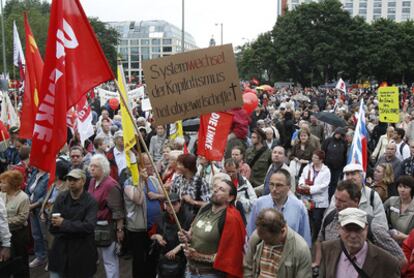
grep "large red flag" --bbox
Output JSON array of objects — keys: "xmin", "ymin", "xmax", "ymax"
[
  {"xmin": 197, "ymin": 112, "xmax": 233, "ymax": 161},
  {"xmin": 30, "ymin": 0, "xmax": 114, "ymax": 184},
  {"xmin": 20, "ymin": 13, "xmax": 44, "ymax": 139}
]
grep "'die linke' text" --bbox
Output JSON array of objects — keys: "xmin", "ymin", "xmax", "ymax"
[{"xmin": 205, "ymin": 113, "xmax": 220, "ymax": 150}]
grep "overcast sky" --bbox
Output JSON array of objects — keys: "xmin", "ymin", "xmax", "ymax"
[{"xmin": 79, "ymin": 0, "xmax": 278, "ymax": 48}]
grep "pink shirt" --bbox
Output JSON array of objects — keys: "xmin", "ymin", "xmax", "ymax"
[{"xmin": 336, "ymin": 241, "xmax": 369, "ymax": 278}]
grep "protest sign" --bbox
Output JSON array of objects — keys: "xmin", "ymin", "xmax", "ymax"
[
  {"xmin": 141, "ymin": 98, "xmax": 152, "ymax": 111},
  {"xmin": 378, "ymin": 86, "xmax": 399, "ymax": 123},
  {"xmin": 142, "ymin": 44, "xmax": 243, "ymax": 125}
]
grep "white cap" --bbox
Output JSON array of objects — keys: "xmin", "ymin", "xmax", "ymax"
[
  {"xmin": 343, "ymin": 163, "xmax": 363, "ymax": 173},
  {"xmin": 338, "ymin": 208, "xmax": 367, "ymax": 229}
]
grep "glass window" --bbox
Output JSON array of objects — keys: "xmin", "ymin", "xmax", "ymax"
[
  {"xmin": 119, "ymin": 48, "xmax": 128, "ymax": 60},
  {"xmin": 402, "ymin": 7, "xmax": 411, "ymax": 13},
  {"xmin": 142, "ymin": 54, "xmax": 150, "ymax": 61},
  {"xmin": 131, "ymin": 62, "xmax": 140, "ymax": 69},
  {"xmin": 403, "ymin": 1, "xmax": 411, "ymax": 7},
  {"xmin": 359, "ymin": 8, "xmax": 367, "ymax": 14},
  {"xmin": 359, "ymin": 2, "xmax": 367, "ymax": 8},
  {"xmin": 130, "ymin": 39, "xmax": 139, "ymax": 46},
  {"xmin": 373, "ymin": 14, "xmax": 382, "ymax": 19},
  {"xmin": 388, "ymin": 2, "xmax": 396, "ymax": 7},
  {"xmin": 152, "ymin": 54, "xmax": 161, "ymax": 59},
  {"xmin": 345, "ymin": 3, "xmax": 353, "ymax": 8},
  {"xmin": 151, "ymin": 39, "xmax": 160, "ymax": 45},
  {"xmin": 120, "ymin": 39, "xmax": 128, "ymax": 46},
  {"xmin": 152, "ymin": 47, "xmax": 161, "ymax": 53},
  {"xmin": 388, "ymin": 14, "xmax": 396, "ymax": 19},
  {"xmin": 163, "ymin": 39, "xmax": 172, "ymax": 45},
  {"xmin": 163, "ymin": 46, "xmax": 172, "ymax": 52},
  {"xmin": 141, "ymin": 47, "xmax": 149, "ymax": 55},
  {"xmin": 402, "ymin": 13, "xmax": 410, "ymax": 20},
  {"xmin": 130, "ymin": 47, "xmax": 139, "ymax": 55},
  {"xmin": 374, "ymin": 2, "xmax": 382, "ymax": 7},
  {"xmin": 141, "ymin": 39, "xmax": 149, "ymax": 45},
  {"xmin": 388, "ymin": 7, "xmax": 396, "ymax": 13},
  {"xmin": 374, "ymin": 8, "xmax": 382, "ymax": 13}
]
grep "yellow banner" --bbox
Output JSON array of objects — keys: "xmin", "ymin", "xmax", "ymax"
[{"xmin": 378, "ymin": 86, "xmax": 399, "ymax": 123}]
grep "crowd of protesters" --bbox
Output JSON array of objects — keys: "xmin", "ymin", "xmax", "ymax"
[{"xmin": 0, "ymin": 83, "xmax": 413, "ymax": 277}]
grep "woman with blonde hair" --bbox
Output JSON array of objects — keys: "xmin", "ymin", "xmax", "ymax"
[
  {"xmin": 370, "ymin": 163, "xmax": 395, "ymax": 202},
  {"xmin": 290, "ymin": 128, "xmax": 319, "ymax": 179},
  {"xmin": 371, "ymin": 126, "xmax": 395, "ymax": 161}
]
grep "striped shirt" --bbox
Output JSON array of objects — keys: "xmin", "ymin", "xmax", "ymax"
[{"xmin": 258, "ymin": 243, "xmax": 284, "ymax": 278}]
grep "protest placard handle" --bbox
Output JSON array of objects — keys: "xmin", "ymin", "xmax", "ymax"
[{"xmin": 113, "ymin": 79, "xmax": 183, "ymax": 232}]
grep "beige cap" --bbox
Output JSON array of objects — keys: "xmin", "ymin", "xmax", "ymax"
[
  {"xmin": 338, "ymin": 208, "xmax": 367, "ymax": 229},
  {"xmin": 65, "ymin": 169, "xmax": 86, "ymax": 180}
]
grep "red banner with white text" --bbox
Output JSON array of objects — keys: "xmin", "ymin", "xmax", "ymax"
[{"xmin": 197, "ymin": 112, "xmax": 233, "ymax": 161}]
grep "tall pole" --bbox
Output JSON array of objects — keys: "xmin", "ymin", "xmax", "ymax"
[
  {"xmin": 220, "ymin": 23, "xmax": 223, "ymax": 45},
  {"xmin": 0, "ymin": 0, "xmax": 7, "ymax": 76},
  {"xmin": 181, "ymin": 0, "xmax": 184, "ymax": 52}
]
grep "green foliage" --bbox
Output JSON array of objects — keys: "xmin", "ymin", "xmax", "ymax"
[
  {"xmin": 0, "ymin": 0, "xmax": 118, "ymax": 78},
  {"xmin": 236, "ymin": 0, "xmax": 414, "ymax": 86}
]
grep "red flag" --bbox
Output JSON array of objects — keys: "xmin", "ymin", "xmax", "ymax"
[
  {"xmin": 197, "ymin": 112, "xmax": 233, "ymax": 161},
  {"xmin": 30, "ymin": 0, "xmax": 114, "ymax": 185},
  {"xmin": 20, "ymin": 13, "xmax": 44, "ymax": 139}
]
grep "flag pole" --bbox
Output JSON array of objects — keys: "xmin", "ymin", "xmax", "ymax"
[{"xmin": 113, "ymin": 79, "xmax": 183, "ymax": 232}]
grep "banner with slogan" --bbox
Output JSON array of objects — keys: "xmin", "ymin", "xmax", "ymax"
[
  {"xmin": 197, "ymin": 112, "xmax": 233, "ymax": 161},
  {"xmin": 97, "ymin": 86, "xmax": 145, "ymax": 108},
  {"xmin": 378, "ymin": 86, "xmax": 399, "ymax": 123},
  {"xmin": 142, "ymin": 44, "xmax": 243, "ymax": 125}
]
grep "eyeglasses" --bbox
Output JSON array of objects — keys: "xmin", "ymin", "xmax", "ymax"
[{"xmin": 71, "ymin": 155, "xmax": 81, "ymax": 158}]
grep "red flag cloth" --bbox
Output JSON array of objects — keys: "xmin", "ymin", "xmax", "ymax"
[
  {"xmin": 30, "ymin": 0, "xmax": 114, "ymax": 185},
  {"xmin": 197, "ymin": 112, "xmax": 233, "ymax": 161},
  {"xmin": 213, "ymin": 205, "xmax": 246, "ymax": 278},
  {"xmin": 0, "ymin": 122, "xmax": 9, "ymax": 142},
  {"xmin": 20, "ymin": 13, "xmax": 44, "ymax": 139}
]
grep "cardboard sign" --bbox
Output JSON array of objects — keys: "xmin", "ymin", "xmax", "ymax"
[
  {"xmin": 141, "ymin": 98, "xmax": 152, "ymax": 111},
  {"xmin": 378, "ymin": 86, "xmax": 399, "ymax": 123},
  {"xmin": 142, "ymin": 44, "xmax": 243, "ymax": 125}
]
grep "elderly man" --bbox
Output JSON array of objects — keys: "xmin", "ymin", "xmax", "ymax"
[
  {"xmin": 106, "ymin": 130, "xmax": 133, "ymax": 186},
  {"xmin": 178, "ymin": 179, "xmax": 246, "ymax": 278},
  {"xmin": 96, "ymin": 118, "xmax": 114, "ymax": 151},
  {"xmin": 245, "ymin": 128, "xmax": 271, "ymax": 188},
  {"xmin": 48, "ymin": 169, "xmax": 98, "ymax": 278},
  {"xmin": 247, "ymin": 169, "xmax": 312, "ymax": 246},
  {"xmin": 319, "ymin": 208, "xmax": 400, "ymax": 278},
  {"xmin": 244, "ymin": 208, "xmax": 312, "ymax": 278},
  {"xmin": 149, "ymin": 125, "xmax": 167, "ymax": 163},
  {"xmin": 88, "ymin": 154, "xmax": 125, "ymax": 278},
  {"xmin": 375, "ymin": 142, "xmax": 402, "ymax": 180},
  {"xmin": 313, "ymin": 180, "xmax": 405, "ymax": 271},
  {"xmin": 326, "ymin": 163, "xmax": 387, "ymax": 225}
]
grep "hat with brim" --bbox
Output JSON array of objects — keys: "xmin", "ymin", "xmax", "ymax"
[
  {"xmin": 343, "ymin": 163, "xmax": 363, "ymax": 173},
  {"xmin": 338, "ymin": 208, "xmax": 367, "ymax": 229},
  {"xmin": 65, "ymin": 169, "xmax": 86, "ymax": 180}
]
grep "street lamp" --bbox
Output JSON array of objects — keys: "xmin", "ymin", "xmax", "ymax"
[{"xmin": 215, "ymin": 23, "xmax": 223, "ymax": 45}]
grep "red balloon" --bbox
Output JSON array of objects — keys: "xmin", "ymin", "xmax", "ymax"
[
  {"xmin": 242, "ymin": 92, "xmax": 258, "ymax": 114},
  {"xmin": 109, "ymin": 98, "xmax": 119, "ymax": 110}
]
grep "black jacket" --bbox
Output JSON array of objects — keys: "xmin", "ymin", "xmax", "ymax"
[
  {"xmin": 322, "ymin": 136, "xmax": 348, "ymax": 170},
  {"xmin": 49, "ymin": 191, "xmax": 98, "ymax": 278}
]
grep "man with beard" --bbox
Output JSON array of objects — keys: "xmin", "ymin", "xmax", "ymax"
[{"xmin": 178, "ymin": 180, "xmax": 246, "ymax": 278}]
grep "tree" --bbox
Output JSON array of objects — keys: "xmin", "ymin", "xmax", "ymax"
[{"xmin": 0, "ymin": 0, "xmax": 118, "ymax": 78}]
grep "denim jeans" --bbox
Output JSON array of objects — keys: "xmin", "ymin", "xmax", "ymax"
[{"xmin": 30, "ymin": 209, "xmax": 47, "ymax": 260}]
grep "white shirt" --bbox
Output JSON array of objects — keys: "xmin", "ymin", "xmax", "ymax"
[
  {"xmin": 394, "ymin": 140, "xmax": 410, "ymax": 161},
  {"xmin": 114, "ymin": 147, "xmax": 127, "ymax": 176}
]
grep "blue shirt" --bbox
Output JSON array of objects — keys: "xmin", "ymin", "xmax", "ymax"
[
  {"xmin": 144, "ymin": 179, "xmax": 161, "ymax": 230},
  {"xmin": 247, "ymin": 193, "xmax": 312, "ymax": 247}
]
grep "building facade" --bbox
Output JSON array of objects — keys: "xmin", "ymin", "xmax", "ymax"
[
  {"xmin": 278, "ymin": 0, "xmax": 414, "ymax": 22},
  {"xmin": 107, "ymin": 20, "xmax": 198, "ymax": 83}
]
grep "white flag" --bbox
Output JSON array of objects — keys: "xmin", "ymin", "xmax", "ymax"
[
  {"xmin": 335, "ymin": 78, "xmax": 346, "ymax": 93},
  {"xmin": 13, "ymin": 21, "xmax": 25, "ymax": 67},
  {"xmin": 0, "ymin": 91, "xmax": 20, "ymax": 128},
  {"xmin": 76, "ymin": 96, "xmax": 94, "ymax": 147}
]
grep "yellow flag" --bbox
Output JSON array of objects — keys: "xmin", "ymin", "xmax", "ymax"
[
  {"xmin": 169, "ymin": 121, "xmax": 183, "ymax": 140},
  {"xmin": 117, "ymin": 64, "xmax": 139, "ymax": 185}
]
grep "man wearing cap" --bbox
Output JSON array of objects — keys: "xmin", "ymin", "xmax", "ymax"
[
  {"xmin": 327, "ymin": 163, "xmax": 387, "ymax": 225},
  {"xmin": 322, "ymin": 127, "xmax": 348, "ymax": 200},
  {"xmin": 319, "ymin": 207, "xmax": 400, "ymax": 278},
  {"xmin": 313, "ymin": 180, "xmax": 405, "ymax": 271},
  {"xmin": 245, "ymin": 128, "xmax": 271, "ymax": 188},
  {"xmin": 48, "ymin": 169, "xmax": 99, "ymax": 278}
]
